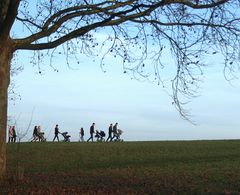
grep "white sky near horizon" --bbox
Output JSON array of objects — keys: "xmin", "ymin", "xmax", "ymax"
[{"xmin": 7, "ymin": 1, "xmax": 240, "ymax": 142}]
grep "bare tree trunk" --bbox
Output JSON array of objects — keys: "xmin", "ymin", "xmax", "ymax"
[{"xmin": 0, "ymin": 35, "xmax": 12, "ymax": 178}]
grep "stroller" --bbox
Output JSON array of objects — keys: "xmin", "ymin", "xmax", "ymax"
[
  {"xmin": 38, "ymin": 132, "xmax": 46, "ymax": 142},
  {"xmin": 61, "ymin": 132, "xmax": 71, "ymax": 142},
  {"xmin": 95, "ymin": 130, "xmax": 105, "ymax": 142},
  {"xmin": 112, "ymin": 129, "xmax": 123, "ymax": 142},
  {"xmin": 31, "ymin": 132, "xmax": 46, "ymax": 142}
]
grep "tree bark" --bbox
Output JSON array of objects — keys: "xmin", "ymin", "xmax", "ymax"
[{"xmin": 0, "ymin": 35, "xmax": 12, "ymax": 178}]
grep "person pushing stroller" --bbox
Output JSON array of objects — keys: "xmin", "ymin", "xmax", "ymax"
[
  {"xmin": 53, "ymin": 124, "xmax": 60, "ymax": 142},
  {"xmin": 106, "ymin": 123, "xmax": 113, "ymax": 142},
  {"xmin": 87, "ymin": 123, "xmax": 95, "ymax": 142}
]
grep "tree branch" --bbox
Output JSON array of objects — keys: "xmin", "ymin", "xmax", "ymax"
[{"xmin": 167, "ymin": 0, "xmax": 229, "ymax": 9}]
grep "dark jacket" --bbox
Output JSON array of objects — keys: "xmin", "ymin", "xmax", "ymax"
[
  {"xmin": 108, "ymin": 125, "xmax": 113, "ymax": 135},
  {"xmin": 80, "ymin": 129, "xmax": 84, "ymax": 136},
  {"xmin": 55, "ymin": 126, "xmax": 59, "ymax": 135},
  {"xmin": 90, "ymin": 125, "xmax": 94, "ymax": 134},
  {"xmin": 113, "ymin": 124, "xmax": 117, "ymax": 133},
  {"xmin": 33, "ymin": 126, "xmax": 38, "ymax": 136}
]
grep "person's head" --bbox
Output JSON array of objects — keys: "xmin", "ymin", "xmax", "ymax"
[
  {"xmin": 80, "ymin": 127, "xmax": 83, "ymax": 130},
  {"xmin": 116, "ymin": 123, "xmax": 118, "ymax": 125},
  {"xmin": 110, "ymin": 123, "xmax": 112, "ymax": 126},
  {"xmin": 56, "ymin": 124, "xmax": 58, "ymax": 127},
  {"xmin": 92, "ymin": 123, "xmax": 95, "ymax": 126}
]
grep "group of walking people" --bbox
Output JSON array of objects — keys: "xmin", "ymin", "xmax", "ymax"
[
  {"xmin": 7, "ymin": 122, "xmax": 123, "ymax": 143},
  {"xmin": 30, "ymin": 124, "xmax": 67, "ymax": 142},
  {"xmin": 31, "ymin": 125, "xmax": 46, "ymax": 142},
  {"xmin": 29, "ymin": 124, "xmax": 72, "ymax": 142},
  {"xmin": 80, "ymin": 122, "xmax": 122, "ymax": 142},
  {"xmin": 106, "ymin": 123, "xmax": 121, "ymax": 142}
]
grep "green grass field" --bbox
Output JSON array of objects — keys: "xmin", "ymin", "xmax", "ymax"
[{"xmin": 2, "ymin": 140, "xmax": 240, "ymax": 194}]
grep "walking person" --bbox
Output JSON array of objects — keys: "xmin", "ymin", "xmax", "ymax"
[
  {"xmin": 8, "ymin": 126, "xmax": 13, "ymax": 143},
  {"xmin": 37, "ymin": 126, "xmax": 41, "ymax": 141},
  {"xmin": 53, "ymin": 124, "xmax": 60, "ymax": 142},
  {"xmin": 79, "ymin": 127, "xmax": 84, "ymax": 142},
  {"xmin": 111, "ymin": 123, "xmax": 118, "ymax": 141},
  {"xmin": 11, "ymin": 126, "xmax": 17, "ymax": 143},
  {"xmin": 87, "ymin": 123, "xmax": 95, "ymax": 142},
  {"xmin": 37, "ymin": 125, "xmax": 45, "ymax": 141},
  {"xmin": 106, "ymin": 123, "xmax": 113, "ymax": 142},
  {"xmin": 31, "ymin": 126, "xmax": 38, "ymax": 142}
]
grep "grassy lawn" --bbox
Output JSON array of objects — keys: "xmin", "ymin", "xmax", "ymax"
[{"xmin": 1, "ymin": 140, "xmax": 240, "ymax": 194}]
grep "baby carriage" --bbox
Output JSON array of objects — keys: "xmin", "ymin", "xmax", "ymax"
[
  {"xmin": 31, "ymin": 132, "xmax": 46, "ymax": 142},
  {"xmin": 38, "ymin": 132, "xmax": 46, "ymax": 142},
  {"xmin": 95, "ymin": 130, "xmax": 105, "ymax": 142},
  {"xmin": 112, "ymin": 129, "xmax": 123, "ymax": 142},
  {"xmin": 61, "ymin": 132, "xmax": 71, "ymax": 142}
]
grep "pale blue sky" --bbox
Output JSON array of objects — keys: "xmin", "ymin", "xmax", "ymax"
[
  {"xmin": 7, "ymin": 1, "xmax": 240, "ymax": 142},
  {"xmin": 8, "ymin": 48, "xmax": 240, "ymax": 142}
]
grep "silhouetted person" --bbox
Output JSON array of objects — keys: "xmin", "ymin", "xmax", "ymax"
[
  {"xmin": 53, "ymin": 124, "xmax": 60, "ymax": 142},
  {"xmin": 106, "ymin": 123, "xmax": 113, "ymax": 142},
  {"xmin": 80, "ymin": 127, "xmax": 84, "ymax": 142},
  {"xmin": 87, "ymin": 123, "xmax": 95, "ymax": 142},
  {"xmin": 8, "ymin": 126, "xmax": 13, "ymax": 143},
  {"xmin": 11, "ymin": 126, "xmax": 16, "ymax": 143},
  {"xmin": 31, "ymin": 126, "xmax": 38, "ymax": 142},
  {"xmin": 111, "ymin": 123, "xmax": 118, "ymax": 141},
  {"xmin": 37, "ymin": 125, "xmax": 45, "ymax": 141}
]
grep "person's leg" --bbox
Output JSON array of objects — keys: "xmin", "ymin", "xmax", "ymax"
[
  {"xmin": 87, "ymin": 137, "xmax": 92, "ymax": 142},
  {"xmin": 107, "ymin": 135, "xmax": 112, "ymax": 142},
  {"xmin": 91, "ymin": 134, "xmax": 93, "ymax": 142},
  {"xmin": 110, "ymin": 135, "xmax": 115, "ymax": 142},
  {"xmin": 87, "ymin": 136, "xmax": 90, "ymax": 142}
]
